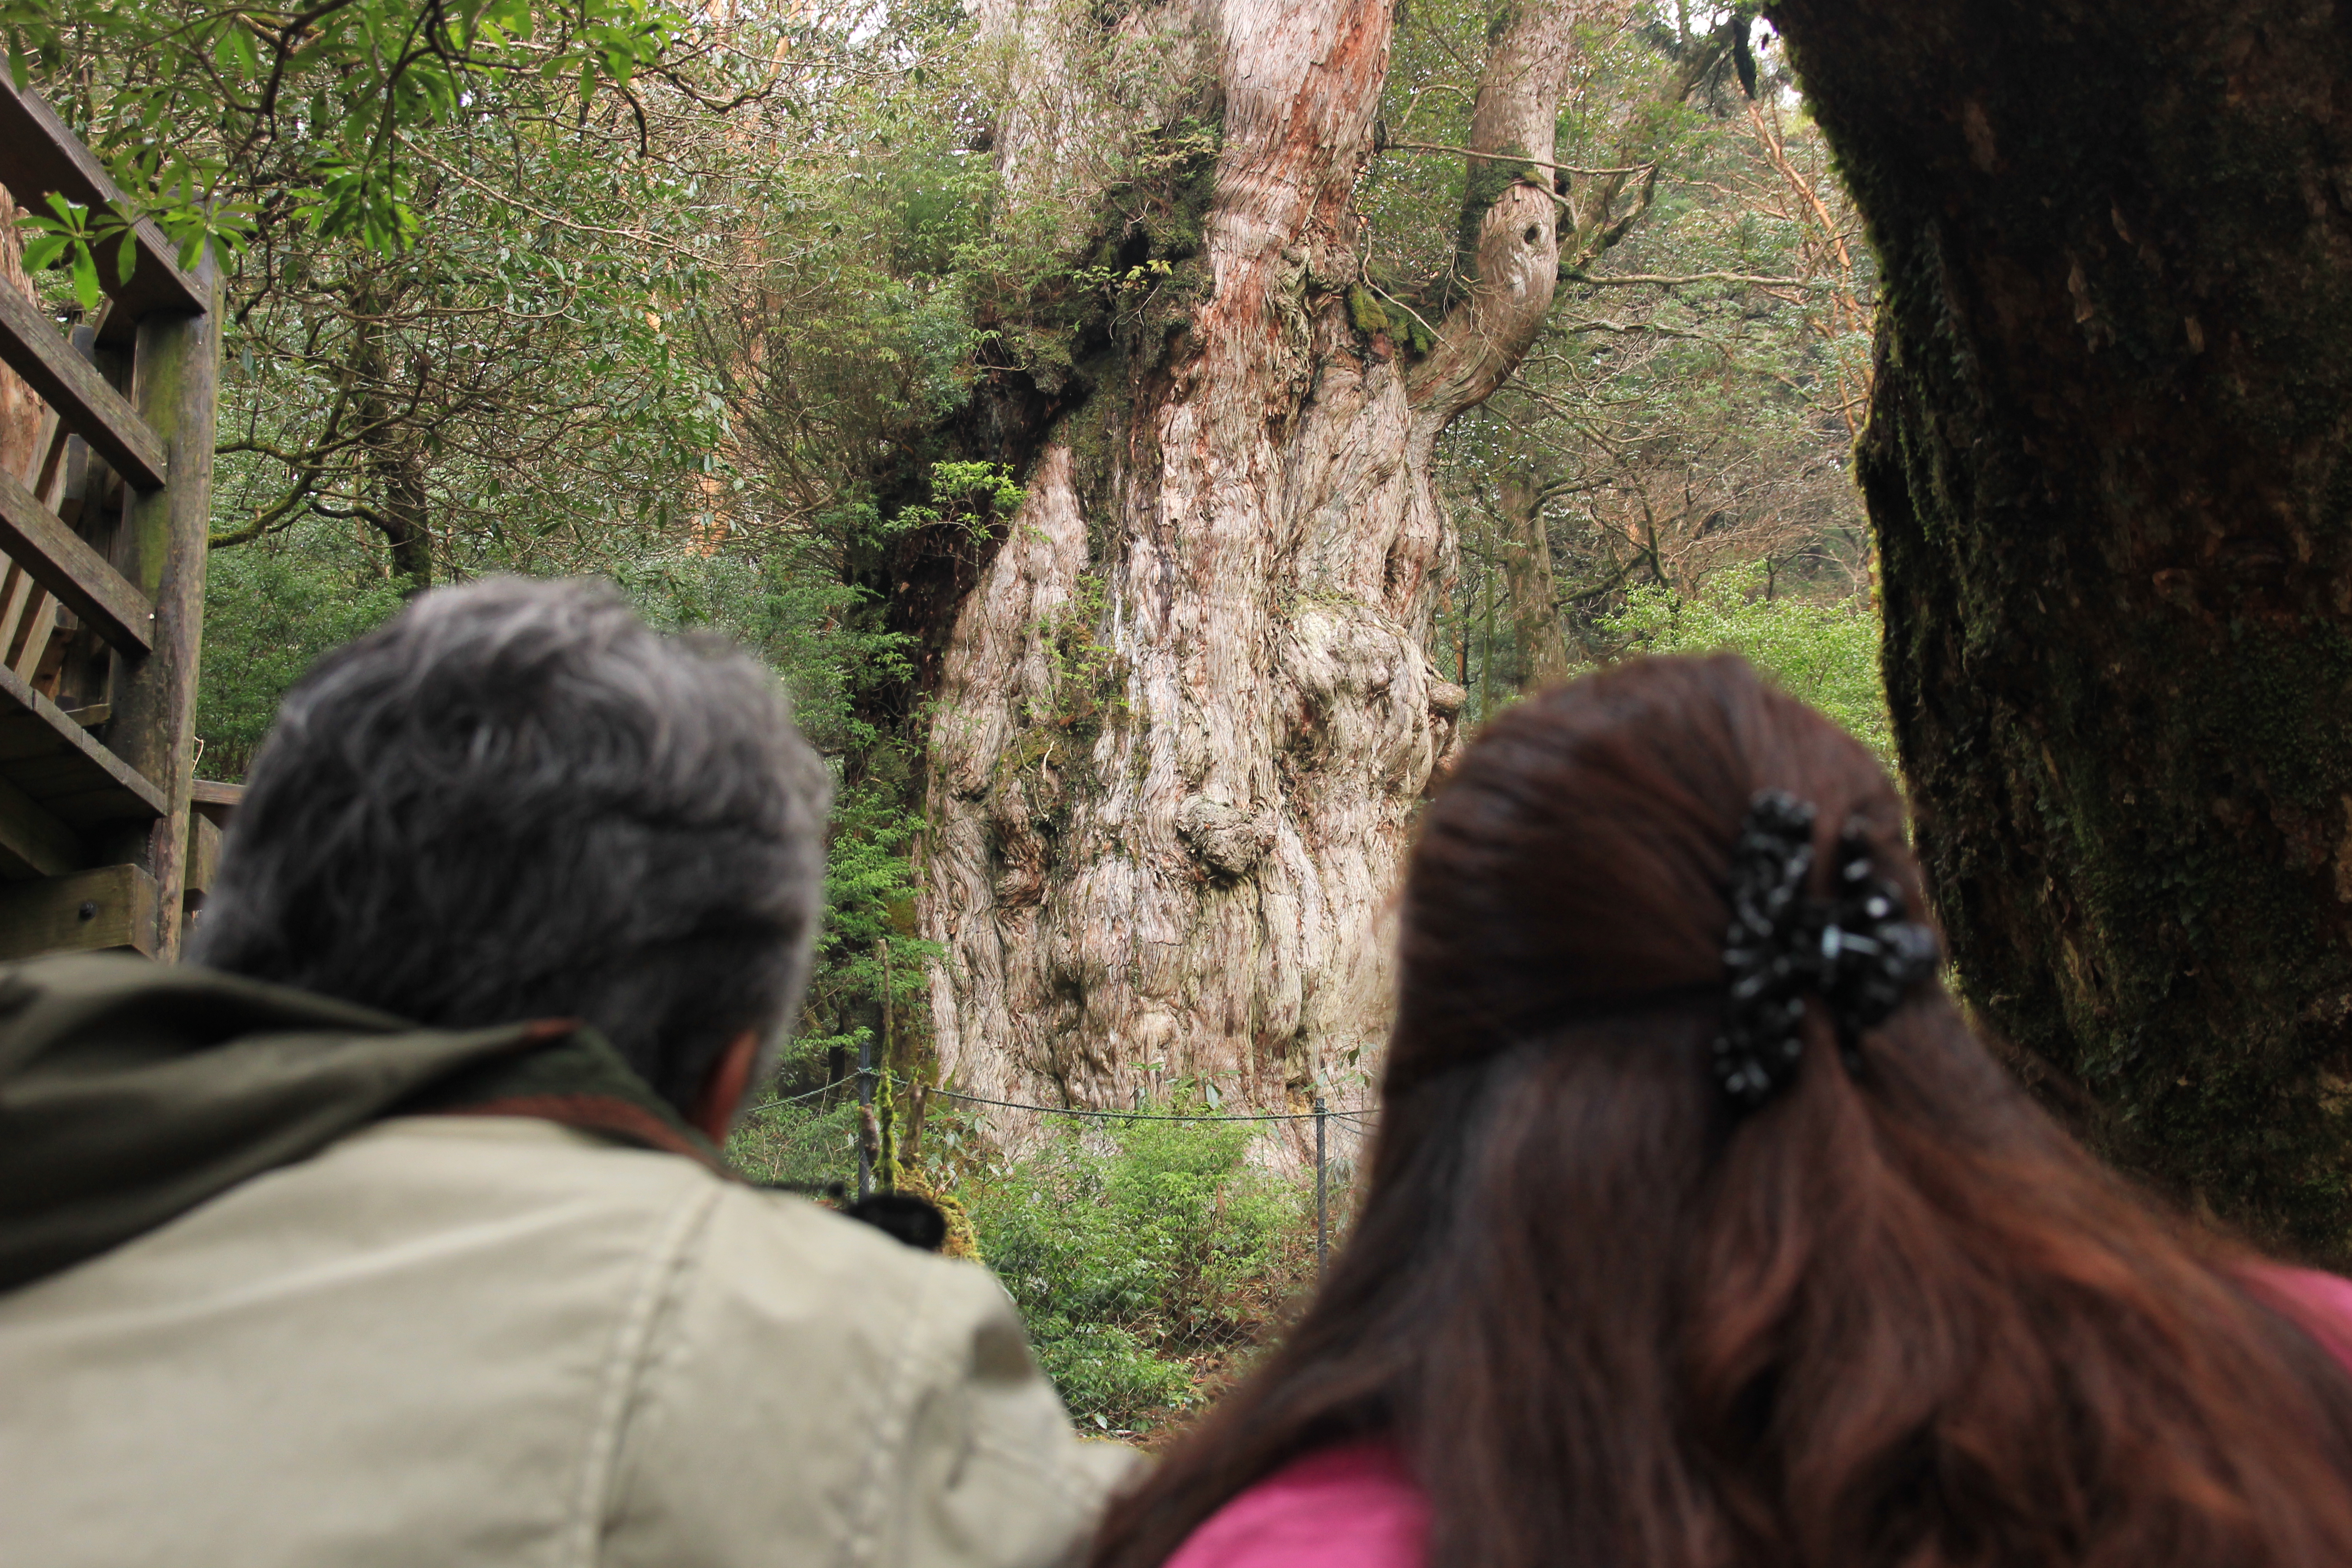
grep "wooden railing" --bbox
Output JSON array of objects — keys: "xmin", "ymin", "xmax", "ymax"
[{"xmin": 0, "ymin": 76, "xmax": 218, "ymax": 960}]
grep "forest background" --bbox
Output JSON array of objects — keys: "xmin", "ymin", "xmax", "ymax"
[{"xmin": 7, "ymin": 0, "xmax": 1883, "ymax": 1431}]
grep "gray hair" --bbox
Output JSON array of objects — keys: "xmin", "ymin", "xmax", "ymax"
[{"xmin": 189, "ymin": 577, "xmax": 832, "ymax": 1115}]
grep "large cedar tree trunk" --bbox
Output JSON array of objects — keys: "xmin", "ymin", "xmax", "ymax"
[
  {"xmin": 1770, "ymin": 0, "xmax": 2352, "ymax": 1253},
  {"xmin": 922, "ymin": 0, "xmax": 1603, "ymax": 1108}
]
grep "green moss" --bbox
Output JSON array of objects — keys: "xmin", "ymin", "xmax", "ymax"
[
  {"xmin": 1452, "ymin": 145, "xmax": 1537, "ymax": 285},
  {"xmin": 989, "ymin": 573, "xmax": 1129, "ymax": 840}
]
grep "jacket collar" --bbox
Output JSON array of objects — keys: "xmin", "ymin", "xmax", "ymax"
[{"xmin": 0, "ymin": 954, "xmax": 721, "ymax": 1294}]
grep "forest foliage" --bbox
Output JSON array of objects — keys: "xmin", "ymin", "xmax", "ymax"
[
  {"xmin": 11, "ymin": 0, "xmax": 1885, "ymax": 1143},
  {"xmin": 961, "ymin": 1102, "xmax": 1310, "ymax": 1433}
]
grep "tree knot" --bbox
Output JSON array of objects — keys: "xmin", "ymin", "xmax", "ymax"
[{"xmin": 1178, "ymin": 794, "xmax": 1275, "ymax": 881}]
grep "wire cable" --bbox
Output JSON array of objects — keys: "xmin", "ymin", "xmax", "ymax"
[{"xmin": 745, "ymin": 1068, "xmax": 1382, "ymax": 1125}]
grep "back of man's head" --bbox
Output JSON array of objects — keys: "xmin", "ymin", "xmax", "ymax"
[{"xmin": 188, "ymin": 577, "xmax": 831, "ymax": 1117}]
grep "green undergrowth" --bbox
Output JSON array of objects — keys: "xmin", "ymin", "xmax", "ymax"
[
  {"xmin": 1601, "ymin": 562, "xmax": 1892, "ymax": 767},
  {"xmin": 956, "ymin": 1094, "xmax": 1319, "ymax": 1436}
]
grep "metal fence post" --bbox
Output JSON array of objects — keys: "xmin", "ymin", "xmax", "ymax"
[
  {"xmin": 1314, "ymin": 1095, "xmax": 1328, "ymax": 1279},
  {"xmin": 879, "ymin": 937, "xmax": 894, "ymax": 1193},
  {"xmin": 858, "ymin": 937, "xmax": 879, "ymax": 1200},
  {"xmin": 856, "ymin": 1031, "xmax": 874, "ymax": 1200}
]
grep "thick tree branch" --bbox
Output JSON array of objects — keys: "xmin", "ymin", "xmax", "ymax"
[{"xmin": 1408, "ymin": 0, "xmax": 1628, "ymax": 421}]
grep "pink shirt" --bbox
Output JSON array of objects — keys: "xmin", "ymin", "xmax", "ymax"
[
  {"xmin": 1166, "ymin": 1267, "xmax": 2352, "ymax": 1568},
  {"xmin": 1162, "ymin": 1440, "xmax": 1428, "ymax": 1568},
  {"xmin": 2240, "ymin": 1263, "xmax": 2352, "ymax": 1372}
]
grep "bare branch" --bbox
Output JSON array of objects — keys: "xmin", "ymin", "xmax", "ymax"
[{"xmin": 1381, "ymin": 141, "xmax": 1656, "ymax": 179}]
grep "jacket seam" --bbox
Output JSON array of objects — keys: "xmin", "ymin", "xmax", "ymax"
[
  {"xmin": 565, "ymin": 1176, "xmax": 721, "ymax": 1568},
  {"xmin": 839, "ymin": 1261, "xmax": 943, "ymax": 1568},
  {"xmin": 965, "ymin": 1417, "xmax": 1105, "ymax": 1514}
]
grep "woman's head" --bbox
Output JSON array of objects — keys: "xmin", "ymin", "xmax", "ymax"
[
  {"xmin": 1385, "ymin": 651, "xmax": 1915, "ymax": 1103},
  {"xmin": 1092, "ymin": 656, "xmax": 2352, "ymax": 1568}
]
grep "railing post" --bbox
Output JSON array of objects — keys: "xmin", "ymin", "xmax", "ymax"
[
  {"xmin": 111, "ymin": 260, "xmax": 219, "ymax": 959},
  {"xmin": 1314, "ymin": 1095, "xmax": 1328, "ymax": 1280}
]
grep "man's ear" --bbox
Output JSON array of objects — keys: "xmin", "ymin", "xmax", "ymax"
[{"xmin": 691, "ymin": 1030, "xmax": 761, "ymax": 1142}]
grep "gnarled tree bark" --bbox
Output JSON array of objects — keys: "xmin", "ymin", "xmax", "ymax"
[
  {"xmin": 923, "ymin": 0, "xmax": 1607, "ymax": 1109},
  {"xmin": 1770, "ymin": 0, "xmax": 2352, "ymax": 1253}
]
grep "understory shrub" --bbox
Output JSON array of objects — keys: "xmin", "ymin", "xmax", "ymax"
[
  {"xmin": 1602, "ymin": 561, "xmax": 1891, "ymax": 764},
  {"xmin": 960, "ymin": 1098, "xmax": 1313, "ymax": 1435}
]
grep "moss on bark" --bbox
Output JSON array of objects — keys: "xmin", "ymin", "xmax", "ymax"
[
  {"xmin": 1771, "ymin": 0, "xmax": 2352, "ymax": 1255},
  {"xmin": 875, "ymin": 116, "xmax": 1222, "ymax": 722}
]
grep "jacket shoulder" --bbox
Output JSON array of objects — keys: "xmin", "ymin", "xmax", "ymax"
[{"xmin": 606, "ymin": 1178, "xmax": 1133, "ymax": 1568}]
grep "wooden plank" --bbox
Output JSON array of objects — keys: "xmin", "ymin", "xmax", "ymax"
[
  {"xmin": 0, "ymin": 863, "xmax": 157, "ymax": 958},
  {"xmin": 189, "ymin": 779, "xmax": 244, "ymax": 812},
  {"xmin": 0, "ymin": 740, "xmax": 151, "ymax": 808},
  {"xmin": 182, "ymin": 808, "xmax": 220, "ymax": 895},
  {"xmin": 0, "ymin": 79, "xmax": 209, "ymax": 321},
  {"xmin": 0, "ymin": 285, "xmax": 167, "ymax": 491},
  {"xmin": 0, "ymin": 769, "xmax": 83, "ymax": 880},
  {"xmin": 0, "ymin": 465, "xmax": 154, "ymax": 653},
  {"xmin": 0, "ymin": 654, "xmax": 162, "ymax": 821},
  {"xmin": 51, "ymin": 437, "xmax": 89, "ymax": 528},
  {"xmin": 5, "ymin": 586, "xmax": 43, "ymax": 666},
  {"xmin": 21, "ymin": 407, "xmax": 59, "ymax": 493},
  {"xmin": 13, "ymin": 592, "xmax": 59, "ymax": 684},
  {"xmin": 0, "ymin": 565, "xmax": 35, "ymax": 661},
  {"xmin": 0, "ymin": 714, "xmax": 75, "ymax": 766},
  {"xmin": 45, "ymin": 326, "xmax": 96, "ymax": 506},
  {"xmin": 27, "ymin": 782, "xmax": 166, "ymax": 829},
  {"xmin": 0, "ymin": 718, "xmax": 148, "ymax": 798}
]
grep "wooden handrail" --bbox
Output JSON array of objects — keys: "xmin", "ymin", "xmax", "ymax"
[
  {"xmin": 0, "ymin": 466, "xmax": 155, "ymax": 654},
  {"xmin": 0, "ymin": 77, "xmax": 209, "ymax": 320},
  {"xmin": 0, "ymin": 283, "xmax": 167, "ymax": 491},
  {"xmin": 189, "ymin": 779, "xmax": 245, "ymax": 810}
]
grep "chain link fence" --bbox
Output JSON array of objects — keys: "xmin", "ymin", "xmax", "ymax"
[{"xmin": 728, "ymin": 1077, "xmax": 1373, "ymax": 1440}]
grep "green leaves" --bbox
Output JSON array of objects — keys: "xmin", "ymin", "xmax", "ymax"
[
  {"xmin": 14, "ymin": 193, "xmax": 137, "ymax": 313},
  {"xmin": 295, "ymin": 161, "xmax": 421, "ymax": 255},
  {"xmin": 10, "ymin": 0, "xmax": 676, "ymax": 261},
  {"xmin": 208, "ymin": 17, "xmax": 258, "ymax": 78},
  {"xmin": 475, "ymin": 0, "xmax": 535, "ymax": 44}
]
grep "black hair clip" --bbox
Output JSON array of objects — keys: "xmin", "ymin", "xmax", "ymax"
[{"xmin": 1712, "ymin": 790, "xmax": 1940, "ymax": 1111}]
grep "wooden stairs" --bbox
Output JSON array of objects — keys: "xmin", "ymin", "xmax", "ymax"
[{"xmin": 0, "ymin": 75, "xmax": 230, "ymax": 960}]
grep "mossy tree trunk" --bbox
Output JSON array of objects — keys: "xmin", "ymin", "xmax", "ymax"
[
  {"xmin": 1770, "ymin": 0, "xmax": 2352, "ymax": 1254},
  {"xmin": 1498, "ymin": 467, "xmax": 1575, "ymax": 692},
  {"xmin": 922, "ymin": 0, "xmax": 1607, "ymax": 1110},
  {"xmin": 351, "ymin": 279, "xmax": 433, "ymax": 595}
]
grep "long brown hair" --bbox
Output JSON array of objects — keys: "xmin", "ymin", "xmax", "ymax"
[{"xmin": 1091, "ymin": 655, "xmax": 2352, "ymax": 1568}]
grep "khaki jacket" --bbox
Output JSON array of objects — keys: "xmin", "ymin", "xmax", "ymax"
[{"xmin": 0, "ymin": 1114, "xmax": 1130, "ymax": 1568}]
